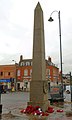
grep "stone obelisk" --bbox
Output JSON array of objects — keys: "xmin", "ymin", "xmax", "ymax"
[{"xmin": 28, "ymin": 2, "xmax": 49, "ymax": 112}]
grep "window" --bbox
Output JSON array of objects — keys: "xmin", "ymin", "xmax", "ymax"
[
  {"xmin": 20, "ymin": 62, "xmax": 26, "ymax": 66},
  {"xmin": 26, "ymin": 62, "xmax": 30, "ymax": 66},
  {"xmin": 31, "ymin": 62, "xmax": 32, "ymax": 66},
  {"xmin": 30, "ymin": 69, "xmax": 32, "ymax": 76},
  {"xmin": 20, "ymin": 62, "xmax": 24, "ymax": 66},
  {"xmin": 8, "ymin": 72, "xmax": 10, "ymax": 76},
  {"xmin": 5, "ymin": 72, "xmax": 11, "ymax": 76},
  {"xmin": 53, "ymin": 69, "xmax": 57, "ymax": 76},
  {"xmin": 17, "ymin": 70, "xmax": 20, "ymax": 76},
  {"xmin": 46, "ymin": 69, "xmax": 50, "ymax": 80},
  {"xmin": 1, "ymin": 72, "xmax": 3, "ymax": 76},
  {"xmin": 46, "ymin": 69, "xmax": 50, "ymax": 76},
  {"xmin": 24, "ymin": 69, "xmax": 28, "ymax": 76}
]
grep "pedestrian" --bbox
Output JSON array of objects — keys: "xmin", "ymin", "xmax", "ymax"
[{"xmin": 22, "ymin": 86, "xmax": 23, "ymax": 91}]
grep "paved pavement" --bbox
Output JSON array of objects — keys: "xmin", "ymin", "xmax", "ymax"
[{"xmin": 0, "ymin": 91, "xmax": 72, "ymax": 120}]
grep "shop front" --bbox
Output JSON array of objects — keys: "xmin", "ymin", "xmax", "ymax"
[{"xmin": 0, "ymin": 79, "xmax": 11, "ymax": 93}]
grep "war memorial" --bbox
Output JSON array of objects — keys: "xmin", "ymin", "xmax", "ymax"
[
  {"xmin": 0, "ymin": 2, "xmax": 72, "ymax": 120},
  {"xmin": 28, "ymin": 2, "xmax": 49, "ymax": 112}
]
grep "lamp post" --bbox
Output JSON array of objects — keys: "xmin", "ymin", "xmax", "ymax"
[
  {"xmin": 12, "ymin": 60, "xmax": 17, "ymax": 91},
  {"xmin": 48, "ymin": 10, "xmax": 63, "ymax": 98},
  {"xmin": 70, "ymin": 72, "xmax": 72, "ymax": 102}
]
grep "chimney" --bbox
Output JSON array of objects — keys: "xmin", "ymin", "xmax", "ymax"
[{"xmin": 20, "ymin": 55, "xmax": 23, "ymax": 61}]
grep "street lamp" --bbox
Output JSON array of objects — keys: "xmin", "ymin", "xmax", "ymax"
[
  {"xmin": 48, "ymin": 10, "xmax": 63, "ymax": 99},
  {"xmin": 12, "ymin": 60, "xmax": 16, "ymax": 64},
  {"xmin": 12, "ymin": 60, "xmax": 17, "ymax": 91}
]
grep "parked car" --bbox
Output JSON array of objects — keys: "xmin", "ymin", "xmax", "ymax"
[{"xmin": 48, "ymin": 85, "xmax": 64, "ymax": 103}]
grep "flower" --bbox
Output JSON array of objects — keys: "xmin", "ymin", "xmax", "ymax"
[
  {"xmin": 57, "ymin": 109, "xmax": 64, "ymax": 112},
  {"xmin": 20, "ymin": 109, "xmax": 26, "ymax": 113}
]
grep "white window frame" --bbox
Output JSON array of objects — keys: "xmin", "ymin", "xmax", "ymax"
[
  {"xmin": 24, "ymin": 69, "xmax": 28, "ymax": 76},
  {"xmin": 26, "ymin": 62, "xmax": 30, "ymax": 66},
  {"xmin": 30, "ymin": 69, "xmax": 32, "ymax": 76},
  {"xmin": 20, "ymin": 62, "xmax": 24, "ymax": 66},
  {"xmin": 17, "ymin": 70, "xmax": 20, "ymax": 76}
]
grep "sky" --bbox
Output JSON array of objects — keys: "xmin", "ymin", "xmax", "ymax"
[{"xmin": 0, "ymin": 0, "xmax": 72, "ymax": 74}]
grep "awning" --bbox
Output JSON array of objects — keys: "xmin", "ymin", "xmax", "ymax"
[{"xmin": 0, "ymin": 79, "xmax": 10, "ymax": 82}]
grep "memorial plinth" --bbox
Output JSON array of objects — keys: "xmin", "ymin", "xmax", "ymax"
[{"xmin": 28, "ymin": 2, "xmax": 49, "ymax": 112}]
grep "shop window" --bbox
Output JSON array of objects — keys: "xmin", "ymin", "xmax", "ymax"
[{"xmin": 24, "ymin": 81, "xmax": 28, "ymax": 89}]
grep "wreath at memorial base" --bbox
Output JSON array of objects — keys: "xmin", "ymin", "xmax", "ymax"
[{"xmin": 20, "ymin": 105, "xmax": 64, "ymax": 116}]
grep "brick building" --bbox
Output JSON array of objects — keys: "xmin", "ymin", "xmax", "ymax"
[
  {"xmin": 17, "ymin": 55, "xmax": 60, "ymax": 91},
  {"xmin": 0, "ymin": 64, "xmax": 17, "ymax": 91},
  {"xmin": 0, "ymin": 55, "xmax": 61, "ymax": 91}
]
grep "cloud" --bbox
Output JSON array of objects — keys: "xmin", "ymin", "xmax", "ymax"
[
  {"xmin": 0, "ymin": 53, "xmax": 20, "ymax": 65},
  {"xmin": 0, "ymin": 0, "xmax": 72, "ymax": 74}
]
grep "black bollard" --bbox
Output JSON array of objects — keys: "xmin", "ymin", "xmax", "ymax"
[
  {"xmin": 0, "ymin": 86, "xmax": 2, "ymax": 113},
  {"xmin": 0, "ymin": 104, "xmax": 2, "ymax": 113},
  {"xmin": 0, "ymin": 114, "xmax": 2, "ymax": 119}
]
